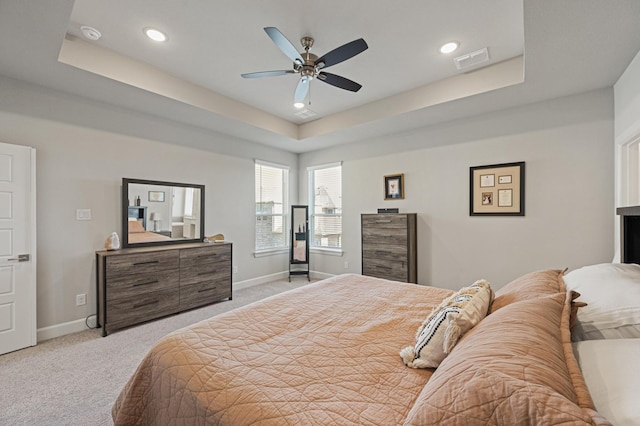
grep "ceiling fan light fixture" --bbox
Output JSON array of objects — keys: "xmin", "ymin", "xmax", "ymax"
[
  {"xmin": 144, "ymin": 27, "xmax": 168, "ymax": 42},
  {"xmin": 440, "ymin": 41, "xmax": 460, "ymax": 54}
]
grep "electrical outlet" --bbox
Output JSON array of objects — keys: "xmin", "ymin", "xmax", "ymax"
[
  {"xmin": 76, "ymin": 293, "xmax": 86, "ymax": 306},
  {"xmin": 233, "ymin": 266, "xmax": 239, "ymax": 274},
  {"xmin": 344, "ymin": 261, "xmax": 349, "ymax": 269},
  {"xmin": 76, "ymin": 209, "xmax": 91, "ymax": 220}
]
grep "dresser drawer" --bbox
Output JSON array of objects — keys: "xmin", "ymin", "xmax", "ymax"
[
  {"xmin": 106, "ymin": 270, "xmax": 179, "ymax": 302},
  {"xmin": 106, "ymin": 288, "xmax": 180, "ymax": 331},
  {"xmin": 362, "ymin": 243, "xmax": 408, "ymax": 261},
  {"xmin": 180, "ymin": 280, "xmax": 231, "ymax": 311},
  {"xmin": 180, "ymin": 266, "xmax": 230, "ymax": 287},
  {"xmin": 362, "ymin": 227, "xmax": 407, "ymax": 246},
  {"xmin": 362, "ymin": 258, "xmax": 409, "ymax": 282},
  {"xmin": 106, "ymin": 250, "xmax": 179, "ymax": 277},
  {"xmin": 180, "ymin": 245, "xmax": 231, "ymax": 269},
  {"xmin": 362, "ymin": 214, "xmax": 408, "ymax": 229}
]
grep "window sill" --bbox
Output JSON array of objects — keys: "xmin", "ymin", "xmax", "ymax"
[
  {"xmin": 310, "ymin": 247, "xmax": 344, "ymax": 257},
  {"xmin": 253, "ymin": 248, "xmax": 288, "ymax": 258}
]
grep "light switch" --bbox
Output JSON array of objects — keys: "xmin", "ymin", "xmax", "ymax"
[{"xmin": 76, "ymin": 209, "xmax": 91, "ymax": 220}]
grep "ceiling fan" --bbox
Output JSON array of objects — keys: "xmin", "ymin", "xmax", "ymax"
[{"xmin": 241, "ymin": 27, "xmax": 368, "ymax": 103}]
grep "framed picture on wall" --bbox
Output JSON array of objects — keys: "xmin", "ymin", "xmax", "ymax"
[
  {"xmin": 384, "ymin": 174, "xmax": 404, "ymax": 200},
  {"xmin": 148, "ymin": 191, "xmax": 165, "ymax": 202},
  {"xmin": 470, "ymin": 162, "xmax": 525, "ymax": 216}
]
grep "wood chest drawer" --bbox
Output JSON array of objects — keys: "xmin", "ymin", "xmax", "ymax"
[
  {"xmin": 362, "ymin": 243, "xmax": 408, "ymax": 262},
  {"xmin": 362, "ymin": 214, "xmax": 410, "ymax": 229},
  {"xmin": 180, "ymin": 245, "xmax": 231, "ymax": 269},
  {"xmin": 106, "ymin": 250, "xmax": 179, "ymax": 277},
  {"xmin": 106, "ymin": 270, "xmax": 180, "ymax": 302},
  {"xmin": 180, "ymin": 280, "xmax": 231, "ymax": 311},
  {"xmin": 106, "ymin": 288, "xmax": 180, "ymax": 330}
]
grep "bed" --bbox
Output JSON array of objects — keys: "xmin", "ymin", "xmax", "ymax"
[
  {"xmin": 127, "ymin": 220, "xmax": 172, "ymax": 244},
  {"xmin": 112, "ymin": 263, "xmax": 640, "ymax": 425}
]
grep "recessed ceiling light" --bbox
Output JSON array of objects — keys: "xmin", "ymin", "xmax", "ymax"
[
  {"xmin": 293, "ymin": 102, "xmax": 305, "ymax": 109},
  {"xmin": 440, "ymin": 41, "xmax": 460, "ymax": 54},
  {"xmin": 80, "ymin": 25, "xmax": 102, "ymax": 41},
  {"xmin": 144, "ymin": 27, "xmax": 167, "ymax": 42}
]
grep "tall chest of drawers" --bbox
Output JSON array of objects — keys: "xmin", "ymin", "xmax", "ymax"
[
  {"xmin": 96, "ymin": 242, "xmax": 232, "ymax": 336},
  {"xmin": 361, "ymin": 213, "xmax": 417, "ymax": 283}
]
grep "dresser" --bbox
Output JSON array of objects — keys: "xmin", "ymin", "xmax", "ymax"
[
  {"xmin": 96, "ymin": 242, "xmax": 232, "ymax": 336},
  {"xmin": 361, "ymin": 213, "xmax": 417, "ymax": 283}
]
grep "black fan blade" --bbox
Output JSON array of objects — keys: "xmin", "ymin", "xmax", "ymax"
[
  {"xmin": 318, "ymin": 72, "xmax": 362, "ymax": 92},
  {"xmin": 241, "ymin": 70, "xmax": 296, "ymax": 78},
  {"xmin": 294, "ymin": 76, "xmax": 311, "ymax": 102},
  {"xmin": 264, "ymin": 27, "xmax": 304, "ymax": 64},
  {"xmin": 316, "ymin": 38, "xmax": 368, "ymax": 69}
]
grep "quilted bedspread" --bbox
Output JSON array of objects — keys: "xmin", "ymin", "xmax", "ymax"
[
  {"xmin": 113, "ymin": 271, "xmax": 610, "ymax": 425},
  {"xmin": 112, "ymin": 274, "xmax": 453, "ymax": 425}
]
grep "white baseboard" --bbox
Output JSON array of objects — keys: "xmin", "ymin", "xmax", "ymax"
[
  {"xmin": 37, "ymin": 318, "xmax": 91, "ymax": 342},
  {"xmin": 38, "ymin": 270, "xmax": 337, "ymax": 341}
]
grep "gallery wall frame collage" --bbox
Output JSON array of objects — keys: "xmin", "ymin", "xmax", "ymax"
[{"xmin": 469, "ymin": 162, "xmax": 525, "ymax": 216}]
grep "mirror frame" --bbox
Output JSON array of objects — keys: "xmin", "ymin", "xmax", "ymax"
[
  {"xmin": 290, "ymin": 205, "xmax": 309, "ymax": 265},
  {"xmin": 122, "ymin": 178, "xmax": 205, "ymax": 249}
]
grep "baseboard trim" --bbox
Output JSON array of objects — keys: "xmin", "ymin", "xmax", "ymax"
[
  {"xmin": 38, "ymin": 270, "xmax": 338, "ymax": 341},
  {"xmin": 37, "ymin": 318, "xmax": 89, "ymax": 342}
]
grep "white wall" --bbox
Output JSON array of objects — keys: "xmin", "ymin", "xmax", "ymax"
[
  {"xmin": 0, "ymin": 76, "xmax": 297, "ymax": 338},
  {"xmin": 300, "ymin": 89, "xmax": 615, "ymax": 289}
]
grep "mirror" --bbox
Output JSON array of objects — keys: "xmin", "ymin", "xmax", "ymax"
[
  {"xmin": 122, "ymin": 178, "xmax": 205, "ymax": 248},
  {"xmin": 290, "ymin": 205, "xmax": 309, "ymax": 264}
]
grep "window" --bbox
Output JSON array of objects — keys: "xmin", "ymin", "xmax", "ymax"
[
  {"xmin": 255, "ymin": 160, "xmax": 289, "ymax": 251},
  {"xmin": 308, "ymin": 163, "xmax": 342, "ymax": 249}
]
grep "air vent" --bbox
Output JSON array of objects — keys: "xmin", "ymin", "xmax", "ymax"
[
  {"xmin": 295, "ymin": 109, "xmax": 317, "ymax": 119},
  {"xmin": 453, "ymin": 47, "xmax": 489, "ymax": 71}
]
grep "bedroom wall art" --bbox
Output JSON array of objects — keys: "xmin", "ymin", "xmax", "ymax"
[
  {"xmin": 470, "ymin": 162, "xmax": 525, "ymax": 216},
  {"xmin": 384, "ymin": 173, "xmax": 405, "ymax": 200}
]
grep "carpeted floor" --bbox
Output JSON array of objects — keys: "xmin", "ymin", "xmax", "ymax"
[{"xmin": 0, "ymin": 277, "xmax": 314, "ymax": 425}]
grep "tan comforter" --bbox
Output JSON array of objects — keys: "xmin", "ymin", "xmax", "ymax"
[
  {"xmin": 112, "ymin": 271, "xmax": 609, "ymax": 425},
  {"xmin": 112, "ymin": 274, "xmax": 453, "ymax": 425}
]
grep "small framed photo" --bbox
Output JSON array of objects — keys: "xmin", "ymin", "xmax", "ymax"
[
  {"xmin": 470, "ymin": 162, "xmax": 524, "ymax": 216},
  {"xmin": 384, "ymin": 174, "xmax": 404, "ymax": 200},
  {"xmin": 148, "ymin": 191, "xmax": 165, "ymax": 202}
]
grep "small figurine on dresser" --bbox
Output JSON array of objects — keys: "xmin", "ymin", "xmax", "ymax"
[{"xmin": 104, "ymin": 232, "xmax": 120, "ymax": 250}]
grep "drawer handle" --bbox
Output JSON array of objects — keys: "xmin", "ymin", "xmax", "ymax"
[
  {"xmin": 375, "ymin": 265, "xmax": 392, "ymax": 270},
  {"xmin": 198, "ymin": 287, "xmax": 217, "ymax": 293},
  {"xmin": 197, "ymin": 270, "xmax": 216, "ymax": 276},
  {"xmin": 133, "ymin": 260, "xmax": 159, "ymax": 266},
  {"xmin": 133, "ymin": 299, "xmax": 159, "ymax": 309},
  {"xmin": 193, "ymin": 253, "xmax": 217, "ymax": 259},
  {"xmin": 375, "ymin": 219, "xmax": 392, "ymax": 223},
  {"xmin": 133, "ymin": 279, "xmax": 159, "ymax": 287}
]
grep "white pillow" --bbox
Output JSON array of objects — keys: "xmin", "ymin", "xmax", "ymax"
[
  {"xmin": 573, "ymin": 338, "xmax": 640, "ymax": 426},
  {"xmin": 564, "ymin": 263, "xmax": 640, "ymax": 340},
  {"xmin": 400, "ymin": 280, "xmax": 493, "ymax": 369}
]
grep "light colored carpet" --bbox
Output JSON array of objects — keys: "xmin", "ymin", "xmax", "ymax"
[{"xmin": 0, "ymin": 277, "xmax": 314, "ymax": 425}]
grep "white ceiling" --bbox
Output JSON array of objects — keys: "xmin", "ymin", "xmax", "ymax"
[{"xmin": 1, "ymin": 1, "xmax": 640, "ymax": 153}]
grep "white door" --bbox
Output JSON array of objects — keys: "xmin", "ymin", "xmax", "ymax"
[{"xmin": 0, "ymin": 142, "xmax": 36, "ymax": 355}]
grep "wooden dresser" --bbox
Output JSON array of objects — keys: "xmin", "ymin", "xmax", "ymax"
[
  {"xmin": 361, "ymin": 213, "xmax": 417, "ymax": 283},
  {"xmin": 96, "ymin": 242, "xmax": 232, "ymax": 336}
]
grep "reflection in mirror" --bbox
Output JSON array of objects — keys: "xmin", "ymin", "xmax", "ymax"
[
  {"xmin": 291, "ymin": 205, "xmax": 309, "ymax": 264},
  {"xmin": 122, "ymin": 178, "xmax": 205, "ymax": 248}
]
